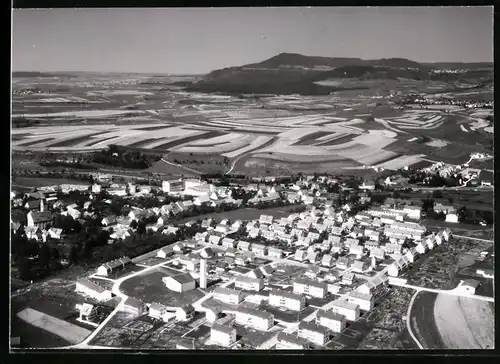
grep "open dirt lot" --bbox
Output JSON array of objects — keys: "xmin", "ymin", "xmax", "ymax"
[
  {"xmin": 433, "ymin": 294, "xmax": 494, "ymax": 349},
  {"xmin": 17, "ymin": 308, "xmax": 91, "ymax": 344}
]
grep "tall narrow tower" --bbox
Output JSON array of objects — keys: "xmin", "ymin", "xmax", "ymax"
[
  {"xmin": 40, "ymin": 199, "xmax": 45, "ymax": 212},
  {"xmin": 200, "ymin": 259, "xmax": 207, "ymax": 289}
]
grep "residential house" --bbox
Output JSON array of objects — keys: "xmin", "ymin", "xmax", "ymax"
[
  {"xmin": 316, "ymin": 310, "xmax": 346, "ymax": 333},
  {"xmin": 321, "ymin": 254, "xmax": 335, "ymax": 267},
  {"xmin": 96, "ymin": 257, "xmax": 132, "ymax": 277},
  {"xmin": 293, "ymin": 278, "xmax": 327, "ymax": 298},
  {"xmin": 297, "ymin": 321, "xmax": 329, "ymax": 346},
  {"xmin": 75, "ymin": 278, "xmax": 113, "ymax": 301},
  {"xmin": 347, "ymin": 291, "xmax": 374, "ymax": 311},
  {"xmin": 176, "ymin": 304, "xmax": 195, "ymax": 321},
  {"xmin": 122, "ymin": 297, "xmax": 147, "ymax": 316},
  {"xmin": 234, "ymin": 276, "xmax": 264, "ymax": 292},
  {"xmin": 351, "ymin": 260, "xmax": 370, "ymax": 273},
  {"xmin": 27, "ymin": 211, "xmax": 52, "ymax": 229},
  {"xmin": 210, "ymin": 324, "xmax": 237, "ymax": 347},
  {"xmin": 268, "ymin": 290, "xmax": 305, "ymax": 312},
  {"xmin": 276, "ymin": 332, "xmax": 311, "ymax": 350},
  {"xmin": 149, "ymin": 302, "xmax": 169, "ymax": 321},
  {"xmin": 213, "ymin": 287, "xmax": 243, "ymax": 305},
  {"xmin": 268, "ymin": 247, "xmax": 283, "ymax": 259},
  {"xmin": 235, "ymin": 307, "xmax": 274, "ymax": 331},
  {"xmin": 336, "ymin": 257, "xmax": 351, "ymax": 270},
  {"xmin": 330, "ymin": 299, "xmax": 360, "ymax": 321}
]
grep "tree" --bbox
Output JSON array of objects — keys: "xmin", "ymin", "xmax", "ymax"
[{"xmin": 39, "ymin": 244, "xmax": 51, "ymax": 269}]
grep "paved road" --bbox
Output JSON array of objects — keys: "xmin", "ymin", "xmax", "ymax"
[
  {"xmin": 389, "ymin": 281, "xmax": 494, "ymax": 303},
  {"xmin": 406, "ymin": 291, "xmax": 424, "ymax": 349},
  {"xmin": 452, "ymin": 234, "xmax": 494, "ymax": 243}
]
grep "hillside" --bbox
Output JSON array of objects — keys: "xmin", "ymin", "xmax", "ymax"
[{"xmin": 185, "ymin": 53, "xmax": 435, "ymax": 95}]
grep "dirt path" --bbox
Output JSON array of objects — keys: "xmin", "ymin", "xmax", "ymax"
[{"xmin": 433, "ymin": 294, "xmax": 494, "ymax": 349}]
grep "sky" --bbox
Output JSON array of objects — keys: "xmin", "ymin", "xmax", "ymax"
[{"xmin": 12, "ymin": 7, "xmax": 494, "ymax": 74}]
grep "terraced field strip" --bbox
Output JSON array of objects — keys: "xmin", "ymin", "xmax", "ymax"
[
  {"xmin": 223, "ymin": 135, "xmax": 274, "ymax": 159},
  {"xmin": 316, "ymin": 133, "xmax": 356, "ymax": 146},
  {"xmin": 13, "ymin": 109, "xmax": 145, "ymax": 119},
  {"xmin": 31, "ymin": 130, "xmax": 105, "ymax": 148},
  {"xmin": 134, "ymin": 125, "xmax": 173, "ymax": 131},
  {"xmin": 14, "ymin": 137, "xmax": 55, "ymax": 147},
  {"xmin": 292, "ymin": 131, "xmax": 333, "ymax": 146},
  {"xmin": 151, "ymin": 131, "xmax": 223, "ymax": 151},
  {"xmin": 186, "ymin": 132, "xmax": 245, "ymax": 146},
  {"xmin": 17, "ymin": 308, "xmax": 91, "ymax": 344}
]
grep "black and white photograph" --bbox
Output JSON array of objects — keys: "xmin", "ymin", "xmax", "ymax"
[{"xmin": 10, "ymin": 6, "xmax": 494, "ymax": 351}]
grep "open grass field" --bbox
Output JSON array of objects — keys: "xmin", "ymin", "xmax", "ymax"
[
  {"xmin": 433, "ymin": 294, "xmax": 494, "ymax": 349},
  {"xmin": 408, "ymin": 291, "xmax": 443, "ymax": 349},
  {"xmin": 118, "ymin": 270, "xmax": 205, "ymax": 307}
]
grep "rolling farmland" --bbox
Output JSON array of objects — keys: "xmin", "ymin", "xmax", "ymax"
[{"xmin": 12, "ymin": 72, "xmax": 493, "ymax": 175}]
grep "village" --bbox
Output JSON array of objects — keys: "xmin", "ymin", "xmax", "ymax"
[{"xmin": 10, "ymin": 166, "xmax": 493, "ymax": 350}]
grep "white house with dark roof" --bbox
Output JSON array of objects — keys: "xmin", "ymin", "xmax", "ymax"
[
  {"xmin": 96, "ymin": 257, "xmax": 132, "ymax": 276},
  {"xmin": 298, "ymin": 321, "xmax": 329, "ymax": 346},
  {"xmin": 347, "ymin": 291, "xmax": 374, "ymax": 311},
  {"xmin": 237, "ymin": 240, "xmax": 252, "ymax": 252},
  {"xmin": 221, "ymin": 238, "xmax": 236, "ymax": 249},
  {"xmin": 235, "ymin": 307, "xmax": 274, "ymax": 331},
  {"xmin": 269, "ymin": 290, "xmax": 305, "ymax": 312},
  {"xmin": 268, "ymin": 247, "xmax": 283, "ymax": 259},
  {"xmin": 176, "ymin": 304, "xmax": 195, "ymax": 321},
  {"xmin": 213, "ymin": 287, "xmax": 243, "ymax": 305},
  {"xmin": 27, "ymin": 211, "xmax": 52, "ymax": 229},
  {"xmin": 75, "ymin": 278, "xmax": 113, "ymax": 301},
  {"xmin": 210, "ymin": 324, "xmax": 237, "ymax": 347},
  {"xmin": 235, "ymin": 276, "xmax": 263, "ymax": 292},
  {"xmin": 316, "ymin": 310, "xmax": 346, "ymax": 333},
  {"xmin": 330, "ymin": 299, "xmax": 360, "ymax": 321},
  {"xmin": 148, "ymin": 302, "xmax": 169, "ymax": 321},
  {"xmin": 336, "ymin": 257, "xmax": 351, "ymax": 270},
  {"xmin": 276, "ymin": 332, "xmax": 311, "ymax": 349},
  {"xmin": 122, "ymin": 297, "xmax": 147, "ymax": 316},
  {"xmin": 293, "ymin": 278, "xmax": 327, "ymax": 298}
]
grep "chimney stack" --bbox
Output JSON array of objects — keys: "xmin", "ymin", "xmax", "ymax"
[
  {"xmin": 200, "ymin": 259, "xmax": 207, "ymax": 289},
  {"xmin": 40, "ymin": 199, "xmax": 44, "ymax": 212}
]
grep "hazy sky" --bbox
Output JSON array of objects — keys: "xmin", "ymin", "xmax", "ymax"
[{"xmin": 12, "ymin": 7, "xmax": 494, "ymax": 74}]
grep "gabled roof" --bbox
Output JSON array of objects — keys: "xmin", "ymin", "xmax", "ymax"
[
  {"xmin": 236, "ymin": 306, "xmax": 273, "ymax": 320},
  {"xmin": 298, "ymin": 321, "xmax": 329, "ymax": 335},
  {"xmin": 269, "ymin": 289, "xmax": 304, "ymax": 301},
  {"xmin": 214, "ymin": 287, "xmax": 242, "ymax": 296},
  {"xmin": 277, "ymin": 332, "xmax": 309, "ymax": 346},
  {"xmin": 77, "ymin": 278, "xmax": 106, "ymax": 293},
  {"xmin": 317, "ymin": 310, "xmax": 345, "ymax": 322},
  {"xmin": 29, "ymin": 211, "xmax": 53, "ymax": 223},
  {"xmin": 211, "ymin": 323, "xmax": 235, "ymax": 335},
  {"xmin": 294, "ymin": 278, "xmax": 327, "ymax": 290}
]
